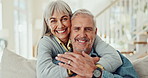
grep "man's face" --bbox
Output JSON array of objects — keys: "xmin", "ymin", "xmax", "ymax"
[{"xmin": 70, "ymin": 14, "xmax": 97, "ymax": 54}]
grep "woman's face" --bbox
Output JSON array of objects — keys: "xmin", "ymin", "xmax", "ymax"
[{"xmin": 48, "ymin": 12, "xmax": 71, "ymax": 42}]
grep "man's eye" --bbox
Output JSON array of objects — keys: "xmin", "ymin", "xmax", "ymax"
[
  {"xmin": 74, "ymin": 27, "xmax": 80, "ymax": 31},
  {"xmin": 85, "ymin": 28, "xmax": 93, "ymax": 31}
]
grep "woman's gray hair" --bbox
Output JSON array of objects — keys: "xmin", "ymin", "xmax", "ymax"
[
  {"xmin": 42, "ymin": 0, "xmax": 72, "ymax": 37},
  {"xmin": 71, "ymin": 9, "xmax": 96, "ymax": 27}
]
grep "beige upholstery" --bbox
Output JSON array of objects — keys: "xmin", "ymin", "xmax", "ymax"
[
  {"xmin": 1, "ymin": 49, "xmax": 36, "ymax": 78},
  {"xmin": 1, "ymin": 48, "xmax": 148, "ymax": 78},
  {"xmin": 133, "ymin": 55, "xmax": 148, "ymax": 78}
]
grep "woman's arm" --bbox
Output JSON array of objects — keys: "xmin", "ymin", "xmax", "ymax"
[
  {"xmin": 36, "ymin": 37, "xmax": 68, "ymax": 78},
  {"xmin": 101, "ymin": 52, "xmax": 138, "ymax": 78},
  {"xmin": 93, "ymin": 35, "xmax": 123, "ymax": 72}
]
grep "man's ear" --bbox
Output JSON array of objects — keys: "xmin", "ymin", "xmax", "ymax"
[{"xmin": 95, "ymin": 28, "xmax": 97, "ymax": 34}]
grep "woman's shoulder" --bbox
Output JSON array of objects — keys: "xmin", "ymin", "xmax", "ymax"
[
  {"xmin": 41, "ymin": 35, "xmax": 55, "ymax": 41},
  {"xmin": 39, "ymin": 35, "xmax": 55, "ymax": 45}
]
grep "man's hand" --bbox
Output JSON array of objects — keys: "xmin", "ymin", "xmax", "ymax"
[
  {"xmin": 67, "ymin": 75, "xmax": 86, "ymax": 78},
  {"xmin": 56, "ymin": 52, "xmax": 100, "ymax": 77}
]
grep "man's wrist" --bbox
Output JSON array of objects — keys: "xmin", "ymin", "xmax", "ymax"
[
  {"xmin": 92, "ymin": 66, "xmax": 102, "ymax": 78},
  {"xmin": 67, "ymin": 69, "xmax": 73, "ymax": 76},
  {"xmin": 96, "ymin": 64, "xmax": 104, "ymax": 70},
  {"xmin": 85, "ymin": 65, "xmax": 98, "ymax": 78}
]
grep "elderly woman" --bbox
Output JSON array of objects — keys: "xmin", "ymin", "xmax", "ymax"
[{"xmin": 37, "ymin": 0, "xmax": 122, "ymax": 78}]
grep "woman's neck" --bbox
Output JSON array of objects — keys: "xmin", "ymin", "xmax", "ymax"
[{"xmin": 60, "ymin": 38, "xmax": 68, "ymax": 45}]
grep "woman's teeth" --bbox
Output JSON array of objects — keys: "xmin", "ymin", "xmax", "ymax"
[{"xmin": 57, "ymin": 30, "xmax": 66, "ymax": 33}]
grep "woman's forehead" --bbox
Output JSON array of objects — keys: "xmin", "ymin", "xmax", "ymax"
[{"xmin": 52, "ymin": 9, "xmax": 69, "ymax": 16}]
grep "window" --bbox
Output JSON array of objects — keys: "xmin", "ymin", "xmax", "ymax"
[{"xmin": 14, "ymin": 0, "xmax": 32, "ymax": 58}]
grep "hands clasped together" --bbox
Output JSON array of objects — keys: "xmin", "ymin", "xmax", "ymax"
[{"xmin": 55, "ymin": 51, "xmax": 100, "ymax": 78}]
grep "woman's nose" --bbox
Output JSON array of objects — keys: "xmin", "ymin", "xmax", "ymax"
[{"xmin": 57, "ymin": 21, "xmax": 64, "ymax": 28}]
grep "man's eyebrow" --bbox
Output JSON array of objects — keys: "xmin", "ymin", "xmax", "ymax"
[
  {"xmin": 85, "ymin": 27, "xmax": 94, "ymax": 30},
  {"xmin": 85, "ymin": 27, "xmax": 93, "ymax": 28}
]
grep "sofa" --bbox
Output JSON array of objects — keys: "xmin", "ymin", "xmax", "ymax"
[
  {"xmin": 1, "ymin": 49, "xmax": 36, "ymax": 78},
  {"xmin": 0, "ymin": 49, "xmax": 148, "ymax": 78}
]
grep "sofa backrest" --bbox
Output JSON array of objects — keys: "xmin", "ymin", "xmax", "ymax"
[
  {"xmin": 1, "ymin": 48, "xmax": 148, "ymax": 78},
  {"xmin": 133, "ymin": 55, "xmax": 148, "ymax": 78}
]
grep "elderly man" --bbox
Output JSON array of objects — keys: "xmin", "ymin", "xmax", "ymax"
[{"xmin": 56, "ymin": 9, "xmax": 138, "ymax": 78}]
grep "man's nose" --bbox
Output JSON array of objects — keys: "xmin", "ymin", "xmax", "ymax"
[{"xmin": 80, "ymin": 30, "xmax": 86, "ymax": 37}]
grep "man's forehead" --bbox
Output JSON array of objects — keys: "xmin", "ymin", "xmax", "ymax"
[
  {"xmin": 72, "ymin": 25, "xmax": 94, "ymax": 28},
  {"xmin": 72, "ymin": 22, "xmax": 94, "ymax": 28},
  {"xmin": 71, "ymin": 15, "xmax": 93, "ymax": 23}
]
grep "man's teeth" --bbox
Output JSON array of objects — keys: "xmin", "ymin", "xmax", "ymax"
[
  {"xmin": 78, "ymin": 40, "xmax": 86, "ymax": 43},
  {"xmin": 57, "ymin": 30, "xmax": 66, "ymax": 33}
]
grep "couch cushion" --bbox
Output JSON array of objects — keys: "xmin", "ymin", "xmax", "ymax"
[
  {"xmin": 1, "ymin": 49, "xmax": 36, "ymax": 78},
  {"xmin": 133, "ymin": 55, "xmax": 148, "ymax": 78},
  {"xmin": 0, "ymin": 63, "xmax": 1, "ymax": 78}
]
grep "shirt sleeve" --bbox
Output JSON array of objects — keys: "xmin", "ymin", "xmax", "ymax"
[
  {"xmin": 101, "ymin": 52, "xmax": 138, "ymax": 78},
  {"xmin": 36, "ymin": 37, "xmax": 68, "ymax": 78},
  {"xmin": 93, "ymin": 35, "xmax": 123, "ymax": 72}
]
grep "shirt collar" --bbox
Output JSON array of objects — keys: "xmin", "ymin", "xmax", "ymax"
[
  {"xmin": 89, "ymin": 49, "xmax": 99, "ymax": 57},
  {"xmin": 54, "ymin": 36, "xmax": 72, "ymax": 51}
]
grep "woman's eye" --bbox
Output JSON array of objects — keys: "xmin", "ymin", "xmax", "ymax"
[
  {"xmin": 51, "ymin": 20, "xmax": 57, "ymax": 23},
  {"xmin": 62, "ymin": 18, "xmax": 68, "ymax": 21}
]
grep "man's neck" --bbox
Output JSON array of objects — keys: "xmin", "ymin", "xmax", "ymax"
[{"xmin": 73, "ymin": 49, "xmax": 92, "ymax": 55}]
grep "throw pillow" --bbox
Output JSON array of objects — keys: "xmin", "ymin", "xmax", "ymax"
[
  {"xmin": 1, "ymin": 49, "xmax": 36, "ymax": 78},
  {"xmin": 133, "ymin": 55, "xmax": 148, "ymax": 78}
]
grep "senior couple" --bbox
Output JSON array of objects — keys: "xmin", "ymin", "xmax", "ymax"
[{"xmin": 37, "ymin": 0, "xmax": 138, "ymax": 78}]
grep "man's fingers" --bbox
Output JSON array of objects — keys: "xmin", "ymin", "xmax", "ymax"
[
  {"xmin": 82, "ymin": 51, "xmax": 91, "ymax": 58},
  {"xmin": 82, "ymin": 51, "xmax": 100, "ymax": 63},
  {"xmin": 93, "ymin": 57, "xmax": 100, "ymax": 63},
  {"xmin": 67, "ymin": 75, "xmax": 84, "ymax": 78}
]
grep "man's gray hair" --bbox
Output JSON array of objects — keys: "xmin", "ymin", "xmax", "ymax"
[
  {"xmin": 42, "ymin": 0, "xmax": 72, "ymax": 37},
  {"xmin": 71, "ymin": 9, "xmax": 96, "ymax": 27}
]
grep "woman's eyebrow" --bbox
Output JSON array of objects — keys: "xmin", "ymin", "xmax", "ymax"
[
  {"xmin": 61, "ymin": 15, "xmax": 69, "ymax": 18},
  {"xmin": 49, "ymin": 15, "xmax": 68, "ymax": 20},
  {"xmin": 49, "ymin": 17, "xmax": 56, "ymax": 20}
]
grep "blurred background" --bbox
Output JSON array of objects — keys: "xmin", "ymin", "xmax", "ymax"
[{"xmin": 0, "ymin": 0, "xmax": 148, "ymax": 61}]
